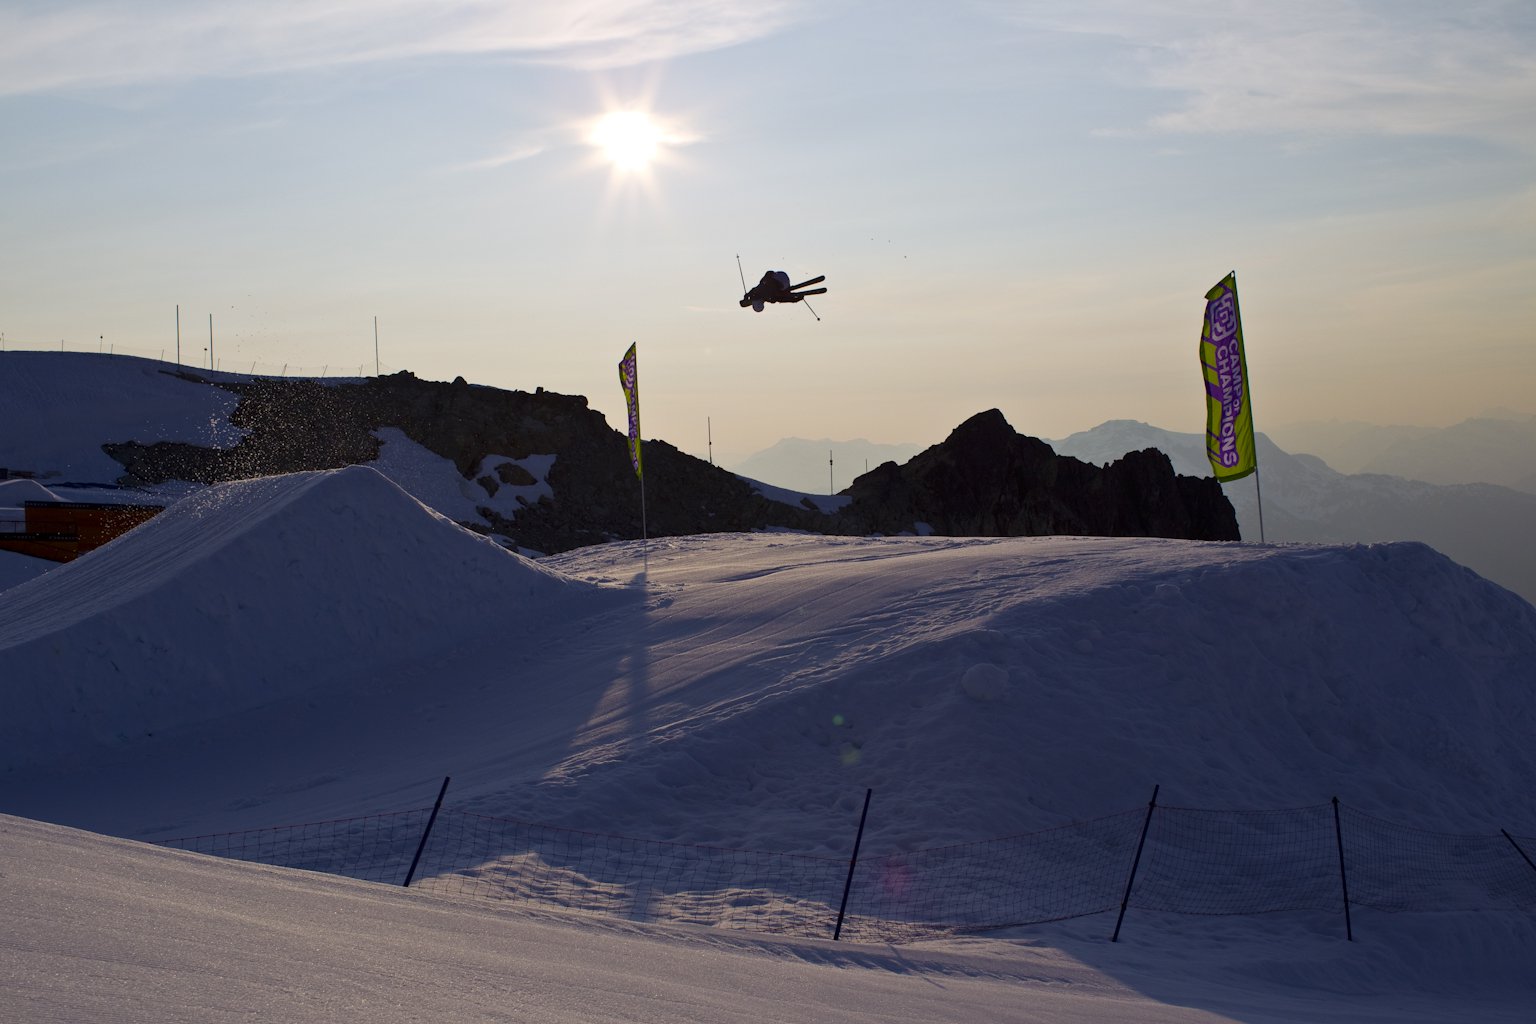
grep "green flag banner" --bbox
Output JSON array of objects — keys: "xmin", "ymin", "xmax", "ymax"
[
  {"xmin": 617, "ymin": 342, "xmax": 642, "ymax": 479},
  {"xmin": 1199, "ymin": 273, "xmax": 1256, "ymax": 482}
]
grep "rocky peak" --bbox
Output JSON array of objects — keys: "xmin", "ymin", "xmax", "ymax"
[{"xmin": 837, "ymin": 408, "xmax": 1237, "ymax": 541}]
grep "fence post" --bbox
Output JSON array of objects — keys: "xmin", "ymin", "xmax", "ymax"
[
  {"xmin": 402, "ymin": 776, "xmax": 451, "ymax": 887},
  {"xmin": 1501, "ymin": 829, "xmax": 1536, "ymax": 879},
  {"xmin": 832, "ymin": 789, "xmax": 873, "ymax": 941},
  {"xmin": 1332, "ymin": 796, "xmax": 1353, "ymax": 941},
  {"xmin": 1111, "ymin": 784, "xmax": 1158, "ymax": 942}
]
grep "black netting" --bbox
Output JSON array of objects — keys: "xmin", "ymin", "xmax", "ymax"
[
  {"xmin": 158, "ymin": 808, "xmax": 432, "ymax": 885},
  {"xmin": 836, "ymin": 809, "xmax": 1145, "ymax": 941},
  {"xmin": 154, "ymin": 800, "xmax": 1536, "ymax": 941},
  {"xmin": 1131, "ymin": 804, "xmax": 1339, "ymax": 915},
  {"xmin": 407, "ymin": 810, "xmax": 850, "ymax": 938},
  {"xmin": 1340, "ymin": 808, "xmax": 1536, "ymax": 912}
]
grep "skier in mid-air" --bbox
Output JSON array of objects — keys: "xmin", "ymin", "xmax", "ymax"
[{"xmin": 740, "ymin": 270, "xmax": 826, "ymax": 311}]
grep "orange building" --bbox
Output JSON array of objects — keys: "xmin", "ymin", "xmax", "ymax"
[{"xmin": 0, "ymin": 501, "xmax": 163, "ymax": 563}]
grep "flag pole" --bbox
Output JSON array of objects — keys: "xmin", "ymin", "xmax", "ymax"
[
  {"xmin": 1254, "ymin": 460, "xmax": 1266, "ymax": 543},
  {"xmin": 618, "ymin": 342, "xmax": 647, "ymax": 575},
  {"xmin": 1200, "ymin": 269, "xmax": 1264, "ymax": 542},
  {"xmin": 1232, "ymin": 270, "xmax": 1266, "ymax": 543}
]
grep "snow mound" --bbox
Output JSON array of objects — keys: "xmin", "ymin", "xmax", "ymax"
[
  {"xmin": 0, "ymin": 478, "xmax": 62, "ymax": 505},
  {"xmin": 0, "ymin": 465, "xmax": 607, "ymax": 772}
]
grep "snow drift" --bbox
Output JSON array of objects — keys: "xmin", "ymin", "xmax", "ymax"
[{"xmin": 0, "ymin": 478, "xmax": 62, "ymax": 504}]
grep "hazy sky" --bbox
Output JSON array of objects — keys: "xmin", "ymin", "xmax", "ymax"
[{"xmin": 3, "ymin": 1, "xmax": 1532, "ymax": 462}]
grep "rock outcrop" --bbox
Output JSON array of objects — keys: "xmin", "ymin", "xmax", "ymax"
[{"xmin": 833, "ymin": 409, "xmax": 1238, "ymax": 541}]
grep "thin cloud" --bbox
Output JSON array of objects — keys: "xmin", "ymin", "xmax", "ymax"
[
  {"xmin": 456, "ymin": 141, "xmax": 550, "ymax": 172},
  {"xmin": 0, "ymin": 0, "xmax": 814, "ymax": 96},
  {"xmin": 996, "ymin": 0, "xmax": 1536, "ymax": 148}
]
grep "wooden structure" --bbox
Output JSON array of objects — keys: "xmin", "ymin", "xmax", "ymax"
[{"xmin": 0, "ymin": 501, "xmax": 164, "ymax": 563}]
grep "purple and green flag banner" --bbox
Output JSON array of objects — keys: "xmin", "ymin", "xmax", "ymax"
[
  {"xmin": 1199, "ymin": 273, "xmax": 1256, "ymax": 482},
  {"xmin": 617, "ymin": 342, "xmax": 643, "ymax": 479}
]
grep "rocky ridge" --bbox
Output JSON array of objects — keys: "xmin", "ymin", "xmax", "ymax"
[{"xmin": 102, "ymin": 370, "xmax": 1238, "ymax": 552}]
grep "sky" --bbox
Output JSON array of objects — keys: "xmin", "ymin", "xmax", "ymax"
[
  {"xmin": 4, "ymin": 429, "xmax": 1536, "ymax": 1019},
  {"xmin": 2, "ymin": 1, "xmax": 1534, "ymax": 465}
]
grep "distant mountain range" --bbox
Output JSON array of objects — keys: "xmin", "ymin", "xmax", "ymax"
[
  {"xmin": 728, "ymin": 437, "xmax": 924, "ymax": 495},
  {"xmin": 736, "ymin": 414, "xmax": 1536, "ymax": 499},
  {"xmin": 1047, "ymin": 420, "xmax": 1536, "ymax": 606},
  {"xmin": 1268, "ymin": 415, "xmax": 1536, "ymax": 495}
]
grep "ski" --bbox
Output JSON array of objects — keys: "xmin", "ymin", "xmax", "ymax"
[
  {"xmin": 789, "ymin": 287, "xmax": 827, "ymax": 297},
  {"xmin": 789, "ymin": 275, "xmax": 825, "ymax": 291}
]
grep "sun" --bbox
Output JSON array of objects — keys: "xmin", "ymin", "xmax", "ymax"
[
  {"xmin": 590, "ymin": 111, "xmax": 664, "ymax": 174},
  {"xmin": 578, "ymin": 100, "xmax": 699, "ymax": 196}
]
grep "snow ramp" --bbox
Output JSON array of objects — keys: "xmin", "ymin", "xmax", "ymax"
[{"xmin": 0, "ymin": 466, "xmax": 608, "ymax": 772}]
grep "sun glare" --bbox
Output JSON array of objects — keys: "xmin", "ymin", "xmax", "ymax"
[{"xmin": 591, "ymin": 111, "xmax": 663, "ymax": 173}]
